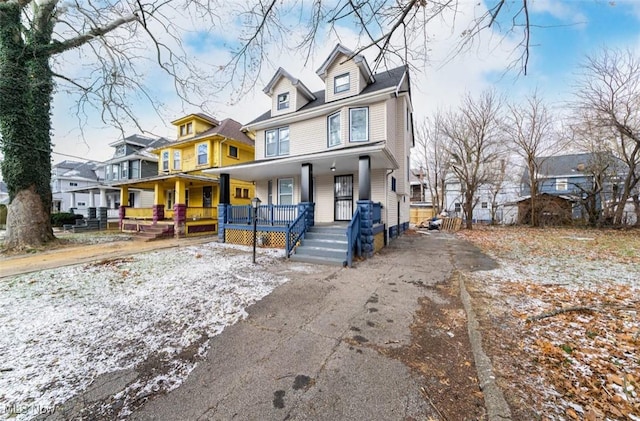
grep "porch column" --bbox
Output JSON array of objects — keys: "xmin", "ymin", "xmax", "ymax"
[
  {"xmin": 99, "ymin": 188, "xmax": 107, "ymax": 207},
  {"xmin": 174, "ymin": 179, "xmax": 187, "ymax": 238},
  {"xmin": 98, "ymin": 206, "xmax": 107, "ymax": 230},
  {"xmin": 300, "ymin": 163, "xmax": 313, "ymax": 203},
  {"xmin": 119, "ymin": 186, "xmax": 128, "ymax": 229},
  {"xmin": 358, "ymin": 155, "xmax": 371, "ymax": 201},
  {"xmin": 358, "ymin": 200, "xmax": 374, "ymax": 258},
  {"xmin": 218, "ymin": 173, "xmax": 230, "ymax": 242},
  {"xmin": 69, "ymin": 192, "xmax": 76, "ymax": 212},
  {"xmin": 89, "ymin": 191, "xmax": 95, "ymax": 208},
  {"xmin": 153, "ymin": 183, "xmax": 165, "ymax": 223}
]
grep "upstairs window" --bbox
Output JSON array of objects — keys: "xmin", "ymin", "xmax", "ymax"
[
  {"xmin": 173, "ymin": 151, "xmax": 181, "ymax": 170},
  {"xmin": 180, "ymin": 122, "xmax": 193, "ymax": 136},
  {"xmin": 556, "ymin": 178, "xmax": 568, "ymax": 191},
  {"xmin": 115, "ymin": 145, "xmax": 125, "ymax": 156},
  {"xmin": 162, "ymin": 151, "xmax": 169, "ymax": 171},
  {"xmin": 391, "ymin": 176, "xmax": 396, "ymax": 192},
  {"xmin": 130, "ymin": 160, "xmax": 140, "ymax": 179},
  {"xmin": 277, "ymin": 92, "xmax": 290, "ymax": 110},
  {"xmin": 265, "ymin": 127, "xmax": 290, "ymax": 157},
  {"xmin": 197, "ymin": 143, "xmax": 208, "ymax": 165},
  {"xmin": 334, "ymin": 73, "xmax": 350, "ymax": 94},
  {"xmin": 350, "ymin": 107, "xmax": 369, "ymax": 142},
  {"xmin": 229, "ymin": 145, "xmax": 238, "ymax": 159},
  {"xmin": 121, "ymin": 161, "xmax": 128, "ymax": 179},
  {"xmin": 328, "ymin": 112, "xmax": 341, "ymax": 147},
  {"xmin": 69, "ymin": 182, "xmax": 78, "ymax": 187}
]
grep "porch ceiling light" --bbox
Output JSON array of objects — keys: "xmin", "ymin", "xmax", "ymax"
[
  {"xmin": 251, "ymin": 197, "xmax": 262, "ymax": 209},
  {"xmin": 330, "ymin": 165, "xmax": 336, "ymax": 172}
]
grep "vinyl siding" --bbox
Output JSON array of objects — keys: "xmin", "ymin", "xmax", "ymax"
[
  {"xmin": 256, "ymin": 100, "xmax": 387, "ymax": 160},
  {"xmin": 325, "ymin": 57, "xmax": 362, "ymax": 102},
  {"xmin": 271, "ymin": 78, "xmax": 296, "ymax": 117}
]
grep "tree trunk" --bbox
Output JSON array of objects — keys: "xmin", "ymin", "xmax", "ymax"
[
  {"xmin": 0, "ymin": 2, "xmax": 55, "ymax": 249},
  {"xmin": 464, "ymin": 191, "xmax": 474, "ymax": 229},
  {"xmin": 5, "ymin": 186, "xmax": 54, "ymax": 249}
]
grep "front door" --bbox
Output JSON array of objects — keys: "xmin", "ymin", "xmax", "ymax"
[
  {"xmin": 334, "ymin": 175, "xmax": 353, "ymax": 221},
  {"xmin": 203, "ymin": 186, "xmax": 212, "ymax": 207}
]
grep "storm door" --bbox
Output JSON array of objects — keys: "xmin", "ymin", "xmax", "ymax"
[{"xmin": 334, "ymin": 175, "xmax": 353, "ymax": 221}]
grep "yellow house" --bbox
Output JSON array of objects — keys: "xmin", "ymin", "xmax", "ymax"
[{"xmin": 114, "ymin": 114, "xmax": 255, "ymax": 238}]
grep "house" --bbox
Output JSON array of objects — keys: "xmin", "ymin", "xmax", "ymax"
[
  {"xmin": 51, "ymin": 160, "xmax": 101, "ymax": 214},
  {"xmin": 205, "ymin": 44, "xmax": 414, "ymax": 265},
  {"xmin": 520, "ymin": 152, "xmax": 626, "ymax": 221},
  {"xmin": 0, "ymin": 181, "xmax": 8, "ymax": 206},
  {"xmin": 113, "ymin": 114, "xmax": 255, "ymax": 238}
]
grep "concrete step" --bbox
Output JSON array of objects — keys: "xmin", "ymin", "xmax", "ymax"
[
  {"xmin": 289, "ymin": 253, "xmax": 346, "ymax": 267},
  {"xmin": 305, "ymin": 232, "xmax": 346, "ymax": 241},
  {"xmin": 302, "ymin": 238, "xmax": 348, "ymax": 249},
  {"xmin": 295, "ymin": 245, "xmax": 348, "ymax": 260}
]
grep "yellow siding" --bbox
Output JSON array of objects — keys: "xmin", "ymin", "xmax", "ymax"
[
  {"xmin": 194, "ymin": 119, "xmax": 212, "ymax": 135},
  {"xmin": 229, "ymin": 179, "xmax": 255, "ymax": 205},
  {"xmin": 189, "ymin": 187, "xmax": 203, "ymax": 207},
  {"xmin": 182, "ymin": 146, "xmax": 196, "ymax": 169}
]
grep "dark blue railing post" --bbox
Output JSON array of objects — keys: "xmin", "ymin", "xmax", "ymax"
[
  {"xmin": 218, "ymin": 204, "xmax": 228, "ymax": 242},
  {"xmin": 358, "ymin": 200, "xmax": 374, "ymax": 258},
  {"xmin": 297, "ymin": 202, "xmax": 314, "ymax": 229}
]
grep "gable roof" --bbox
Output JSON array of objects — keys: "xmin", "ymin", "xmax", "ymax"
[
  {"xmin": 520, "ymin": 152, "xmax": 626, "ymax": 185},
  {"xmin": 263, "ymin": 67, "xmax": 317, "ymax": 101},
  {"xmin": 170, "ymin": 113, "xmax": 220, "ymax": 126},
  {"xmin": 316, "ymin": 44, "xmax": 374, "ymax": 84},
  {"xmin": 247, "ymin": 65, "xmax": 408, "ymax": 127},
  {"xmin": 108, "ymin": 134, "xmax": 162, "ymax": 148},
  {"xmin": 169, "ymin": 118, "xmax": 254, "ymax": 148},
  {"xmin": 53, "ymin": 160, "xmax": 100, "ymax": 181}
]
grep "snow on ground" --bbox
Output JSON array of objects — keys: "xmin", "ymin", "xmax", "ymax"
[
  {"xmin": 0, "ymin": 241, "xmax": 322, "ymax": 420},
  {"xmin": 459, "ymin": 228, "xmax": 639, "ymax": 420}
]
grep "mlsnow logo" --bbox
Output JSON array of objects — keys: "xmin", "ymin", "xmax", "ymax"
[{"xmin": 2, "ymin": 403, "xmax": 56, "ymax": 416}]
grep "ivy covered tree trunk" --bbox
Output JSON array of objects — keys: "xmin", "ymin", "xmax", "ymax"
[{"xmin": 0, "ymin": 2, "xmax": 54, "ymax": 249}]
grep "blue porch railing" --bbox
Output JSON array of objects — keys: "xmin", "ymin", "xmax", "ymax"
[
  {"xmin": 346, "ymin": 207, "xmax": 362, "ymax": 268},
  {"xmin": 286, "ymin": 208, "xmax": 308, "ymax": 257},
  {"xmin": 226, "ymin": 204, "xmax": 297, "ymax": 225}
]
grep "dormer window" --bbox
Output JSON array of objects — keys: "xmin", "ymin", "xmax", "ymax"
[
  {"xmin": 115, "ymin": 145, "xmax": 125, "ymax": 156},
  {"xmin": 334, "ymin": 73, "xmax": 350, "ymax": 94},
  {"xmin": 277, "ymin": 93, "xmax": 290, "ymax": 110},
  {"xmin": 180, "ymin": 122, "xmax": 193, "ymax": 136}
]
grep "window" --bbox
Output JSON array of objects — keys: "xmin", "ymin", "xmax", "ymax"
[
  {"xmin": 243, "ymin": 188, "xmax": 249, "ymax": 198},
  {"xmin": 228, "ymin": 145, "xmax": 238, "ymax": 159},
  {"xmin": 69, "ymin": 182, "xmax": 78, "ymax": 187},
  {"xmin": 115, "ymin": 145, "xmax": 125, "ymax": 156},
  {"xmin": 481, "ymin": 202, "xmax": 488, "ymax": 209},
  {"xmin": 556, "ymin": 178, "xmax": 568, "ymax": 191},
  {"xmin": 277, "ymin": 92, "xmax": 289, "ymax": 110},
  {"xmin": 391, "ymin": 176, "xmax": 396, "ymax": 192},
  {"xmin": 111, "ymin": 164, "xmax": 119, "ymax": 180},
  {"xmin": 350, "ymin": 107, "xmax": 369, "ymax": 142},
  {"xmin": 130, "ymin": 160, "xmax": 140, "ymax": 179},
  {"xmin": 77, "ymin": 202, "xmax": 86, "ymax": 207},
  {"xmin": 278, "ymin": 178, "xmax": 293, "ymax": 205},
  {"xmin": 265, "ymin": 127, "xmax": 289, "ymax": 157},
  {"xmin": 197, "ymin": 143, "xmax": 208, "ymax": 165},
  {"xmin": 327, "ymin": 112, "xmax": 341, "ymax": 147},
  {"xmin": 173, "ymin": 151, "xmax": 181, "ymax": 170},
  {"xmin": 180, "ymin": 122, "xmax": 193, "ymax": 136},
  {"xmin": 235, "ymin": 187, "xmax": 242, "ymax": 197},
  {"xmin": 162, "ymin": 151, "xmax": 169, "ymax": 171},
  {"xmin": 121, "ymin": 161, "xmax": 128, "ymax": 179},
  {"xmin": 334, "ymin": 73, "xmax": 350, "ymax": 93},
  {"xmin": 454, "ymin": 202, "xmax": 461, "ymax": 212}
]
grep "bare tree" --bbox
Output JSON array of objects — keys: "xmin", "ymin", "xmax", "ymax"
[
  {"xmin": 440, "ymin": 90, "xmax": 506, "ymax": 229},
  {"xmin": 413, "ymin": 114, "xmax": 451, "ymax": 213},
  {"xmin": 504, "ymin": 92, "xmax": 557, "ymax": 227},
  {"xmin": 571, "ymin": 48, "xmax": 640, "ymax": 225},
  {"xmin": 484, "ymin": 157, "xmax": 509, "ymax": 225}
]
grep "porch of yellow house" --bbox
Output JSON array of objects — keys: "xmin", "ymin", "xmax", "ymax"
[{"xmin": 119, "ymin": 176, "xmax": 219, "ymax": 241}]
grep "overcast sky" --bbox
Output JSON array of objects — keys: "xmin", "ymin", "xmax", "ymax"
[{"xmin": 47, "ymin": 0, "xmax": 640, "ymax": 165}]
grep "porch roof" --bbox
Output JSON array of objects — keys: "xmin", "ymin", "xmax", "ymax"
[
  {"xmin": 111, "ymin": 173, "xmax": 219, "ymax": 189},
  {"xmin": 64, "ymin": 184, "xmax": 121, "ymax": 194},
  {"xmin": 203, "ymin": 141, "xmax": 398, "ymax": 181}
]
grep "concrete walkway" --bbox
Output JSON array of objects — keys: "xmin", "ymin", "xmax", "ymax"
[{"xmin": 124, "ymin": 231, "xmax": 509, "ymax": 421}]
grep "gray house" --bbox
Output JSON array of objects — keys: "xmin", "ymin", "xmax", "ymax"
[{"xmin": 51, "ymin": 160, "xmax": 102, "ymax": 213}]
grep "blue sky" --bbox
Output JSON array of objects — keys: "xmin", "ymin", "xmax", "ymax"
[{"xmin": 45, "ymin": 0, "xmax": 640, "ymax": 165}]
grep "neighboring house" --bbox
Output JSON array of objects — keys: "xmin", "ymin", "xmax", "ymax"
[
  {"xmin": 51, "ymin": 160, "xmax": 101, "ymax": 213},
  {"xmin": 113, "ymin": 114, "xmax": 255, "ymax": 238},
  {"xmin": 409, "ymin": 170, "xmax": 429, "ymax": 203},
  {"xmin": 443, "ymin": 177, "xmax": 520, "ymax": 224},
  {"xmin": 205, "ymin": 44, "xmax": 414, "ymax": 264},
  {"xmin": 520, "ymin": 152, "xmax": 626, "ymax": 221},
  {"xmin": 0, "ymin": 181, "xmax": 8, "ymax": 205}
]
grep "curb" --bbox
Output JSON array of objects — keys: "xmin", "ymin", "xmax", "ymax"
[{"xmin": 458, "ymin": 271, "xmax": 513, "ymax": 421}]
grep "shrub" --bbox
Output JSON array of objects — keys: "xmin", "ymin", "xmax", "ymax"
[{"xmin": 51, "ymin": 212, "xmax": 83, "ymax": 227}]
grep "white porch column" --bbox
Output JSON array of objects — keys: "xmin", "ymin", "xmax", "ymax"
[
  {"xmin": 99, "ymin": 188, "xmax": 107, "ymax": 207},
  {"xmin": 69, "ymin": 192, "xmax": 76, "ymax": 209},
  {"xmin": 89, "ymin": 191, "xmax": 95, "ymax": 207}
]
